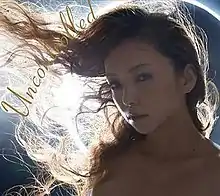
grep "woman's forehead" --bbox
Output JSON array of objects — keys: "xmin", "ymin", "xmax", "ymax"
[
  {"xmin": 104, "ymin": 41, "xmax": 151, "ymax": 66},
  {"xmin": 104, "ymin": 41, "xmax": 170, "ymax": 74}
]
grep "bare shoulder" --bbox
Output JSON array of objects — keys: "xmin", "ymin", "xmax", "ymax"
[
  {"xmin": 210, "ymin": 153, "xmax": 220, "ymax": 177},
  {"xmin": 203, "ymin": 152, "xmax": 220, "ymax": 184},
  {"xmin": 204, "ymin": 153, "xmax": 220, "ymax": 194},
  {"xmin": 91, "ymin": 165, "xmax": 121, "ymax": 196},
  {"xmin": 92, "ymin": 179, "xmax": 118, "ymax": 196},
  {"xmin": 92, "ymin": 147, "xmax": 137, "ymax": 196}
]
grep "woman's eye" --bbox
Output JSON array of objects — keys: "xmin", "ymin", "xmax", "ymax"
[{"xmin": 137, "ymin": 73, "xmax": 151, "ymax": 82}]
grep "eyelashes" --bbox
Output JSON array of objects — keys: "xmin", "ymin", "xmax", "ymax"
[
  {"xmin": 108, "ymin": 73, "xmax": 152, "ymax": 90},
  {"xmin": 137, "ymin": 73, "xmax": 152, "ymax": 81}
]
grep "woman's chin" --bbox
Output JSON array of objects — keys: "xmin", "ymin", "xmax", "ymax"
[{"xmin": 129, "ymin": 122, "xmax": 155, "ymax": 135}]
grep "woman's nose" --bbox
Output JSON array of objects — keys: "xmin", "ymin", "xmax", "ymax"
[{"xmin": 122, "ymin": 87, "xmax": 139, "ymax": 107}]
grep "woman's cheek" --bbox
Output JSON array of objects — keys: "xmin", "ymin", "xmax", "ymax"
[{"xmin": 113, "ymin": 94, "xmax": 131, "ymax": 121}]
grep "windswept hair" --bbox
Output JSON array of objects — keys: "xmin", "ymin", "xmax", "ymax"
[{"xmin": 0, "ymin": 0, "xmax": 218, "ymax": 195}]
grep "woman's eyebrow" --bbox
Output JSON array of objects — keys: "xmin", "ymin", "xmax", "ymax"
[{"xmin": 128, "ymin": 63, "xmax": 150, "ymax": 73}]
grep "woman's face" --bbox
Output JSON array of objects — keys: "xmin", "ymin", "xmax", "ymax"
[{"xmin": 104, "ymin": 40, "xmax": 196, "ymax": 135}]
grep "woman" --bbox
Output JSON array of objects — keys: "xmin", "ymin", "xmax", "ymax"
[{"xmin": 0, "ymin": 0, "xmax": 220, "ymax": 195}]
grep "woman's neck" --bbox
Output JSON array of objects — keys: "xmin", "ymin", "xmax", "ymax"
[{"xmin": 137, "ymin": 108, "xmax": 218, "ymax": 162}]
